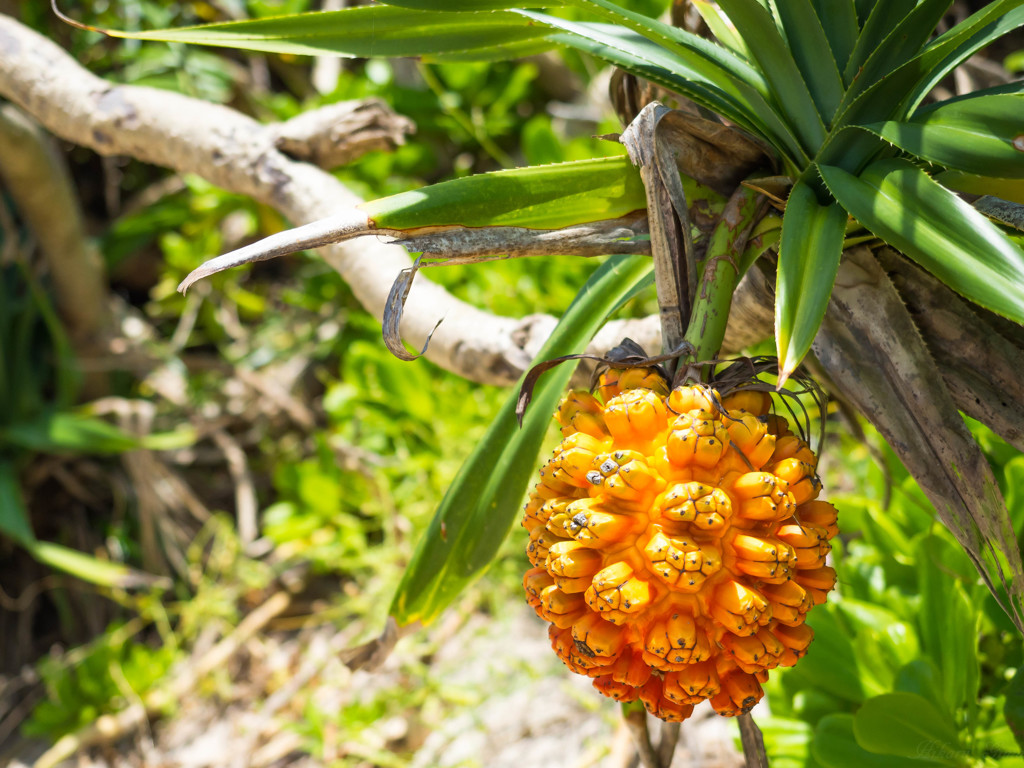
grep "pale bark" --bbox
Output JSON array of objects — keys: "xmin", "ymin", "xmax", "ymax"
[
  {"xmin": 269, "ymin": 99, "xmax": 414, "ymax": 169},
  {"xmin": 812, "ymin": 248, "xmax": 1024, "ymax": 630},
  {"xmin": 0, "ymin": 13, "xmax": 769, "ymax": 386},
  {"xmin": 0, "ymin": 103, "xmax": 109, "ymax": 345}
]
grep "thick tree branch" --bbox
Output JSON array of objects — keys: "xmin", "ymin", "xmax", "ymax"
[
  {"xmin": 0, "ymin": 13, "xmax": 770, "ymax": 385},
  {"xmin": 0, "ymin": 101, "xmax": 113, "ymax": 397},
  {"xmin": 0, "ymin": 103, "xmax": 109, "ymax": 345},
  {"xmin": 269, "ymin": 98, "xmax": 415, "ymax": 169}
]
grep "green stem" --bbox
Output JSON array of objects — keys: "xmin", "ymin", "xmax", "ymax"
[{"xmin": 677, "ymin": 183, "xmax": 765, "ymax": 385}]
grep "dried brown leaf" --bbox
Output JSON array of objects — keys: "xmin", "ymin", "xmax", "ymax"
[
  {"xmin": 813, "ymin": 247, "xmax": 1024, "ymax": 631},
  {"xmin": 878, "ymin": 247, "xmax": 1024, "ymax": 453},
  {"xmin": 620, "ymin": 103, "xmax": 690, "ymax": 355},
  {"xmin": 656, "ymin": 109, "xmax": 770, "ymax": 196},
  {"xmin": 382, "ymin": 256, "xmax": 442, "ymax": 362}
]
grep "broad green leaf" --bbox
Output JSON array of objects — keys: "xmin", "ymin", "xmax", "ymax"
[
  {"xmin": 791, "ymin": 687, "xmax": 849, "ymax": 726},
  {"xmin": 0, "ymin": 460, "xmax": 36, "ymax": 547},
  {"xmin": 808, "ymin": 0, "xmax": 859, "ymax": 77},
  {"xmin": 819, "ymin": 158, "xmax": 1024, "ymax": 325},
  {"xmin": 937, "ymin": 170, "xmax": 1024, "ymax": 205},
  {"xmin": 390, "ymin": 254, "xmax": 653, "ymax": 626},
  {"xmin": 813, "ymin": 714, "xmax": 947, "ymax": 768},
  {"xmin": 759, "ymin": 718, "xmax": 820, "ymax": 768},
  {"xmin": 87, "ymin": 6, "xmax": 556, "ymax": 61},
  {"xmin": 359, "ymin": 157, "xmax": 647, "ymax": 230},
  {"xmin": 853, "ymin": 693, "xmax": 966, "ymax": 765},
  {"xmin": 977, "ymin": 722, "xmax": 1024, "ymax": 766},
  {"xmin": 773, "ymin": 0, "xmax": 844, "ymax": 119},
  {"xmin": 779, "ymin": 606, "xmax": 869, "ymax": 704},
  {"xmin": 863, "ymin": 94, "xmax": 1024, "ymax": 178},
  {"xmin": 895, "ymin": 659, "xmax": 955, "ymax": 731},
  {"xmin": 842, "ymin": 0, "xmax": 950, "ymax": 106},
  {"xmin": 917, "ymin": 537, "xmax": 981, "ymax": 715},
  {"xmin": 837, "ymin": 600, "xmax": 919, "ymax": 695},
  {"xmin": 713, "ymin": 0, "xmax": 827, "ymax": 152},
  {"xmin": 847, "ymin": 628, "xmax": 905, "ymax": 697},
  {"xmin": 775, "ymin": 179, "xmax": 846, "ymax": 382},
  {"xmin": 1005, "ymin": 666, "xmax": 1024, "ymax": 754}
]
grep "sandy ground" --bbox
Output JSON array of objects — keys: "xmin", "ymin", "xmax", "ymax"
[{"xmin": 7, "ymin": 600, "xmax": 745, "ymax": 768}]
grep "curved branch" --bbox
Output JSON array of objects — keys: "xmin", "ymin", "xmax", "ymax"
[
  {"xmin": 0, "ymin": 101, "xmax": 112, "ymax": 398},
  {"xmin": 0, "ymin": 13, "xmax": 771, "ymax": 385},
  {"xmin": 269, "ymin": 98, "xmax": 414, "ymax": 169},
  {"xmin": 0, "ymin": 103, "xmax": 109, "ymax": 345}
]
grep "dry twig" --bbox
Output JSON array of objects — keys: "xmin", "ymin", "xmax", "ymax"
[
  {"xmin": 738, "ymin": 714, "xmax": 769, "ymax": 768},
  {"xmin": 31, "ymin": 590, "xmax": 294, "ymax": 768}
]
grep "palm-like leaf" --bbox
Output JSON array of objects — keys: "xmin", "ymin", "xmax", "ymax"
[
  {"xmin": 92, "ymin": 0, "xmax": 1024, "ymax": 372},
  {"xmin": 820, "ymin": 159, "xmax": 1024, "ymax": 324},
  {"xmin": 862, "ymin": 94, "xmax": 1024, "ymax": 179},
  {"xmin": 82, "ymin": 0, "xmax": 1024, "ymax": 626},
  {"xmin": 775, "ymin": 180, "xmax": 846, "ymax": 380}
]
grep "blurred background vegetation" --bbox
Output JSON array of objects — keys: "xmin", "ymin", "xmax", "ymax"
[
  {"xmin": 0, "ymin": 1, "xmax": 657, "ymax": 764},
  {"xmin": 2, "ymin": 1, "xmax": 1024, "ymax": 767}
]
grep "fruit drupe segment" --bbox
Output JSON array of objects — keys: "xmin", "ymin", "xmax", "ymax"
[{"xmin": 523, "ymin": 371, "xmax": 838, "ymax": 721}]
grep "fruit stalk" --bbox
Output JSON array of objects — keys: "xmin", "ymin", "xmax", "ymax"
[{"xmin": 679, "ymin": 183, "xmax": 766, "ymax": 384}]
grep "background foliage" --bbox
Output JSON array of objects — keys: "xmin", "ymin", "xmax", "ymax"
[
  {"xmin": 1, "ymin": 1, "xmax": 659, "ymax": 763},
  {"xmin": 3, "ymin": 1, "xmax": 1024, "ymax": 766}
]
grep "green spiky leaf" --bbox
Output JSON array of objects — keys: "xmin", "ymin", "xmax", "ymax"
[
  {"xmin": 712, "ymin": 0, "xmax": 826, "ymax": 152},
  {"xmin": 863, "ymin": 94, "xmax": 1024, "ymax": 178},
  {"xmin": 820, "ymin": 158, "xmax": 1024, "ymax": 325},
  {"xmin": 390, "ymin": 254, "xmax": 653, "ymax": 626},
  {"xmin": 772, "ymin": 0, "xmax": 844, "ymax": 119},
  {"xmin": 360, "ymin": 157, "xmax": 647, "ymax": 230},
  {"xmin": 776, "ymin": 179, "xmax": 847, "ymax": 382},
  {"xmin": 75, "ymin": 6, "xmax": 557, "ymax": 61},
  {"xmin": 853, "ymin": 693, "xmax": 964, "ymax": 765}
]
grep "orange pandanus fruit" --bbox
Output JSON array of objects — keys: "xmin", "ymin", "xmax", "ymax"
[{"xmin": 522, "ymin": 367, "xmax": 838, "ymax": 722}]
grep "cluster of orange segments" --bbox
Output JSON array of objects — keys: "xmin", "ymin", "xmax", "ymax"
[{"xmin": 522, "ymin": 367, "xmax": 838, "ymax": 721}]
